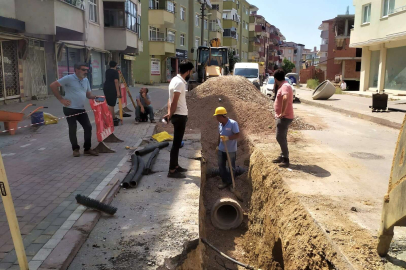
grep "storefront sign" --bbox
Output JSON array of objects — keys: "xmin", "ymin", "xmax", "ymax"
[
  {"xmin": 176, "ymin": 49, "xmax": 188, "ymax": 59},
  {"xmin": 151, "ymin": 59, "xmax": 161, "ymax": 75},
  {"xmin": 123, "ymin": 54, "xmax": 136, "ymax": 61}
]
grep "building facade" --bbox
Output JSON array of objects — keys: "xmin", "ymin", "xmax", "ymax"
[
  {"xmin": 0, "ymin": 0, "xmax": 142, "ymax": 102},
  {"xmin": 318, "ymin": 15, "xmax": 361, "ymax": 90},
  {"xmin": 350, "ymin": 0, "xmax": 406, "ymax": 93}
]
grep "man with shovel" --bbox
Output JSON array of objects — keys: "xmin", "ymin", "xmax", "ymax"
[{"xmin": 214, "ymin": 107, "xmax": 240, "ymax": 189}]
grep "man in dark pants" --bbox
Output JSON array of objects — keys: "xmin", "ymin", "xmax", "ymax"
[
  {"xmin": 135, "ymin": 88, "xmax": 155, "ymax": 123},
  {"xmin": 164, "ymin": 62, "xmax": 194, "ymax": 178},
  {"xmin": 50, "ymin": 63, "xmax": 99, "ymax": 157},
  {"xmin": 272, "ymin": 69, "xmax": 294, "ymax": 167}
]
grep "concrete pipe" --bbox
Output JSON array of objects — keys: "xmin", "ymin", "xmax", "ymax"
[
  {"xmin": 312, "ymin": 80, "xmax": 336, "ymax": 100},
  {"xmin": 211, "ymin": 198, "xmax": 244, "ymax": 230}
]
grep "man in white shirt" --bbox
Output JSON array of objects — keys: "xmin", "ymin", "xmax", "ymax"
[{"xmin": 165, "ymin": 62, "xmax": 194, "ymax": 178}]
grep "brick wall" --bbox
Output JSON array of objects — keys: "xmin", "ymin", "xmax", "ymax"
[{"xmin": 344, "ymin": 60, "xmax": 361, "ymax": 80}]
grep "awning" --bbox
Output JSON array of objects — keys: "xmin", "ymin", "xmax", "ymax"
[{"xmin": 0, "ymin": 33, "xmax": 24, "ymax": 41}]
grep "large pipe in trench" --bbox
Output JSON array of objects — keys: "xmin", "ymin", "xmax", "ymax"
[{"xmin": 211, "ymin": 197, "xmax": 244, "ymax": 230}]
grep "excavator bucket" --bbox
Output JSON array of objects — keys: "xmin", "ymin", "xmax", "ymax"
[{"xmin": 377, "ymin": 115, "xmax": 406, "ymax": 256}]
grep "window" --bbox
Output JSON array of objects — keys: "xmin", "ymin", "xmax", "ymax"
[
  {"xmin": 149, "ymin": 0, "xmax": 159, "ymax": 9},
  {"xmin": 104, "ymin": 3, "xmax": 125, "ymax": 27},
  {"xmin": 209, "ymin": 20, "xmax": 216, "ymax": 31},
  {"xmin": 167, "ymin": 1, "xmax": 174, "ymax": 13},
  {"xmin": 385, "ymin": 46, "xmax": 406, "ymax": 90},
  {"xmin": 180, "ymin": 7, "xmax": 185, "ymax": 20},
  {"xmin": 236, "ymin": 0, "xmax": 239, "ymax": 9},
  {"xmin": 195, "ymin": 37, "xmax": 200, "ymax": 48},
  {"xmin": 288, "ymin": 57, "xmax": 291, "ymax": 61},
  {"xmin": 125, "ymin": 0, "xmax": 137, "ymax": 32},
  {"xmin": 212, "ymin": 4, "xmax": 219, "ymax": 11},
  {"xmin": 356, "ymin": 62, "xmax": 361, "ymax": 72},
  {"xmin": 149, "ymin": 26, "xmax": 164, "ymax": 41},
  {"xmin": 362, "ymin": 3, "xmax": 371, "ymax": 23},
  {"xmin": 195, "ymin": 14, "xmax": 199, "ymax": 27},
  {"xmin": 180, "ymin": 34, "xmax": 185, "ymax": 46},
  {"xmin": 167, "ymin": 30, "xmax": 175, "ymax": 43},
  {"xmin": 137, "ymin": 15, "xmax": 141, "ymax": 36},
  {"xmin": 89, "ymin": 0, "xmax": 98, "ymax": 23},
  {"xmin": 246, "ymin": 7, "xmax": 249, "ymax": 15},
  {"xmin": 203, "ymin": 40, "xmax": 208, "ymax": 46},
  {"xmin": 383, "ymin": 0, "xmax": 395, "ymax": 17},
  {"xmin": 204, "ymin": 19, "xmax": 208, "ymax": 29}
]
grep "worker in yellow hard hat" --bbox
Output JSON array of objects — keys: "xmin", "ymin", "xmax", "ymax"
[{"xmin": 214, "ymin": 107, "xmax": 240, "ymax": 189}]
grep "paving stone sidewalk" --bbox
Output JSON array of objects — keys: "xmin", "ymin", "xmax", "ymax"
[{"xmin": 0, "ymin": 109, "xmax": 155, "ymax": 269}]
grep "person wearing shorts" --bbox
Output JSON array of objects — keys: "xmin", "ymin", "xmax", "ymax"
[{"xmin": 103, "ymin": 61, "xmax": 121, "ymax": 120}]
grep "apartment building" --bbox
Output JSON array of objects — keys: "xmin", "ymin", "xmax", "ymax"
[
  {"xmin": 350, "ymin": 0, "xmax": 406, "ymax": 93},
  {"xmin": 318, "ymin": 15, "xmax": 361, "ymax": 90},
  {"xmin": 0, "ymin": 0, "xmax": 142, "ymax": 101},
  {"xmin": 280, "ymin": 41, "xmax": 304, "ymax": 73}
]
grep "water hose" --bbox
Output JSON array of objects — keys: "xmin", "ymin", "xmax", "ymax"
[
  {"xmin": 201, "ymin": 238, "xmax": 255, "ymax": 270},
  {"xmin": 135, "ymin": 142, "xmax": 169, "ymax": 156}
]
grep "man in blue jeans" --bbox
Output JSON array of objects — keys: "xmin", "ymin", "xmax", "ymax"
[
  {"xmin": 214, "ymin": 107, "xmax": 240, "ymax": 189},
  {"xmin": 135, "ymin": 88, "xmax": 156, "ymax": 123}
]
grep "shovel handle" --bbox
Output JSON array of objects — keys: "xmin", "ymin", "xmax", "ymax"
[
  {"xmin": 20, "ymin": 104, "xmax": 34, "ymax": 113},
  {"xmin": 220, "ymin": 137, "xmax": 236, "ymax": 189},
  {"xmin": 28, "ymin": 106, "xmax": 47, "ymax": 116}
]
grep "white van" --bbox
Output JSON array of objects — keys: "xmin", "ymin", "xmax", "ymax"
[{"xmin": 233, "ymin": 62, "xmax": 260, "ymax": 89}]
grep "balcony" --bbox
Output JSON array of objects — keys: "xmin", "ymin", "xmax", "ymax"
[
  {"xmin": 16, "ymin": 0, "xmax": 84, "ymax": 39},
  {"xmin": 320, "ymin": 30, "xmax": 329, "ymax": 39},
  {"xmin": 223, "ymin": 0, "xmax": 237, "ymax": 10},
  {"xmin": 223, "ymin": 37, "xmax": 238, "ymax": 47},
  {"xmin": 148, "ymin": 7, "xmax": 175, "ymax": 27},
  {"xmin": 209, "ymin": 31, "xmax": 222, "ymax": 41},
  {"xmin": 320, "ymin": 44, "xmax": 328, "ymax": 52},
  {"xmin": 149, "ymin": 32, "xmax": 175, "ymax": 55},
  {"xmin": 223, "ymin": 20, "xmax": 238, "ymax": 29},
  {"xmin": 104, "ymin": 28, "xmax": 139, "ymax": 52}
]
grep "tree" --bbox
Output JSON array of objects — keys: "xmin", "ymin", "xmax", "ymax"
[
  {"xmin": 228, "ymin": 50, "xmax": 240, "ymax": 73},
  {"xmin": 281, "ymin": 58, "xmax": 295, "ymax": 74}
]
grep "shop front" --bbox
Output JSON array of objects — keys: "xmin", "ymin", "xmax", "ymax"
[
  {"xmin": 121, "ymin": 54, "xmax": 136, "ymax": 86},
  {"xmin": 165, "ymin": 49, "xmax": 188, "ymax": 82},
  {"xmin": 0, "ymin": 39, "xmax": 20, "ymax": 101}
]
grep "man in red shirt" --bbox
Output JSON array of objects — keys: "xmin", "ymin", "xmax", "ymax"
[{"xmin": 272, "ymin": 70, "xmax": 294, "ymax": 167}]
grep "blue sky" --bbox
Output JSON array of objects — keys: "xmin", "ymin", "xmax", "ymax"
[{"xmin": 249, "ymin": 0, "xmax": 356, "ymax": 50}]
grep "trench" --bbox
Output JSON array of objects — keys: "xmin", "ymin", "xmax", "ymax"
[{"xmin": 172, "ymin": 141, "xmax": 355, "ymax": 270}]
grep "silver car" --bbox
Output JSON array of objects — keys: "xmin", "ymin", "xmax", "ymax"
[{"xmin": 261, "ymin": 76, "xmax": 296, "ymax": 100}]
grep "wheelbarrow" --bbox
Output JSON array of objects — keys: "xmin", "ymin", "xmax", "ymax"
[{"xmin": 0, "ymin": 104, "xmax": 46, "ymax": 135}]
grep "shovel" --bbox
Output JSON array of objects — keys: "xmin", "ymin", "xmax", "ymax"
[{"xmin": 220, "ymin": 136, "xmax": 243, "ymax": 202}]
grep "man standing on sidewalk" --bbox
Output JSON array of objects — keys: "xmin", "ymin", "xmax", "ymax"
[
  {"xmin": 50, "ymin": 63, "xmax": 99, "ymax": 157},
  {"xmin": 164, "ymin": 62, "xmax": 194, "ymax": 178},
  {"xmin": 214, "ymin": 107, "xmax": 240, "ymax": 189},
  {"xmin": 135, "ymin": 88, "xmax": 156, "ymax": 123},
  {"xmin": 272, "ymin": 69, "xmax": 294, "ymax": 167}
]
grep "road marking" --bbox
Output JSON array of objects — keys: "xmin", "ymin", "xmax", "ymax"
[
  {"xmin": 38, "ymin": 148, "xmax": 46, "ymax": 151},
  {"xmin": 1, "ymin": 153, "xmax": 16, "ymax": 157},
  {"xmin": 20, "ymin": 144, "xmax": 31, "ymax": 148}
]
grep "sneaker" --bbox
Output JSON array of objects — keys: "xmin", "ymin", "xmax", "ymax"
[
  {"xmin": 84, "ymin": 149, "xmax": 99, "ymax": 156},
  {"xmin": 134, "ymin": 119, "xmax": 140, "ymax": 124},
  {"xmin": 150, "ymin": 119, "xmax": 156, "ymax": 123},
  {"xmin": 176, "ymin": 166, "xmax": 188, "ymax": 173},
  {"xmin": 73, "ymin": 149, "xmax": 80, "ymax": 157},
  {"xmin": 167, "ymin": 171, "xmax": 186, "ymax": 179},
  {"xmin": 272, "ymin": 156, "xmax": 284, "ymax": 163},
  {"xmin": 278, "ymin": 158, "xmax": 290, "ymax": 168},
  {"xmin": 218, "ymin": 183, "xmax": 231, "ymax": 190}
]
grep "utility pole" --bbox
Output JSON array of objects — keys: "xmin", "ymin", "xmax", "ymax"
[{"xmin": 200, "ymin": 0, "xmax": 206, "ymax": 46}]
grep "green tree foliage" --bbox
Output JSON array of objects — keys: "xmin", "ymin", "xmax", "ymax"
[{"xmin": 281, "ymin": 58, "xmax": 295, "ymax": 74}]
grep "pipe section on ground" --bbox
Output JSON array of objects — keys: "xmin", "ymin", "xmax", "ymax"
[
  {"xmin": 121, "ymin": 155, "xmax": 139, "ymax": 189},
  {"xmin": 211, "ymin": 198, "xmax": 244, "ymax": 230},
  {"xmin": 135, "ymin": 142, "xmax": 169, "ymax": 156},
  {"xmin": 143, "ymin": 148, "xmax": 160, "ymax": 175},
  {"xmin": 130, "ymin": 156, "xmax": 145, "ymax": 188},
  {"xmin": 312, "ymin": 80, "xmax": 335, "ymax": 100}
]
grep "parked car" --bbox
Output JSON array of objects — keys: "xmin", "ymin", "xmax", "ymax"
[{"xmin": 261, "ymin": 76, "xmax": 296, "ymax": 100}]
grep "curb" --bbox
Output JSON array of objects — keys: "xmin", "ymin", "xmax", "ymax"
[
  {"xmin": 299, "ymin": 98, "xmax": 402, "ymax": 130},
  {"xmin": 38, "ymin": 124, "xmax": 157, "ymax": 270}
]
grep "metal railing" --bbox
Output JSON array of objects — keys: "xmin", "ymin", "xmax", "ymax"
[
  {"xmin": 391, "ymin": 5, "xmax": 406, "ymax": 14},
  {"xmin": 149, "ymin": 33, "xmax": 175, "ymax": 43}
]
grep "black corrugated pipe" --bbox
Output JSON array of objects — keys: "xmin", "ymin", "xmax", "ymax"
[
  {"xmin": 130, "ymin": 156, "xmax": 145, "ymax": 188},
  {"xmin": 135, "ymin": 142, "xmax": 169, "ymax": 156},
  {"xmin": 121, "ymin": 155, "xmax": 139, "ymax": 189},
  {"xmin": 143, "ymin": 148, "xmax": 160, "ymax": 175}
]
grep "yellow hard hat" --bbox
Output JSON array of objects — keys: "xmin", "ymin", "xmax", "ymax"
[{"xmin": 213, "ymin": 107, "xmax": 227, "ymax": 116}]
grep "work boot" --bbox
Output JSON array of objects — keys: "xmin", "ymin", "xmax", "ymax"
[
  {"xmin": 73, "ymin": 149, "xmax": 80, "ymax": 157},
  {"xmin": 272, "ymin": 156, "xmax": 284, "ymax": 163},
  {"xmin": 84, "ymin": 149, "xmax": 99, "ymax": 156},
  {"xmin": 176, "ymin": 166, "xmax": 188, "ymax": 173},
  {"xmin": 150, "ymin": 119, "xmax": 156, "ymax": 123},
  {"xmin": 218, "ymin": 182, "xmax": 231, "ymax": 190},
  {"xmin": 278, "ymin": 158, "xmax": 290, "ymax": 168},
  {"xmin": 168, "ymin": 171, "xmax": 186, "ymax": 179}
]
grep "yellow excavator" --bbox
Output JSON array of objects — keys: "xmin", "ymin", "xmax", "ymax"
[{"xmin": 191, "ymin": 38, "xmax": 230, "ymax": 88}]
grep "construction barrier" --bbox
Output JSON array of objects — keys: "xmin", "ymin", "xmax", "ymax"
[
  {"xmin": 120, "ymin": 83, "xmax": 129, "ymax": 111},
  {"xmin": 90, "ymin": 98, "xmax": 123, "ymax": 153}
]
